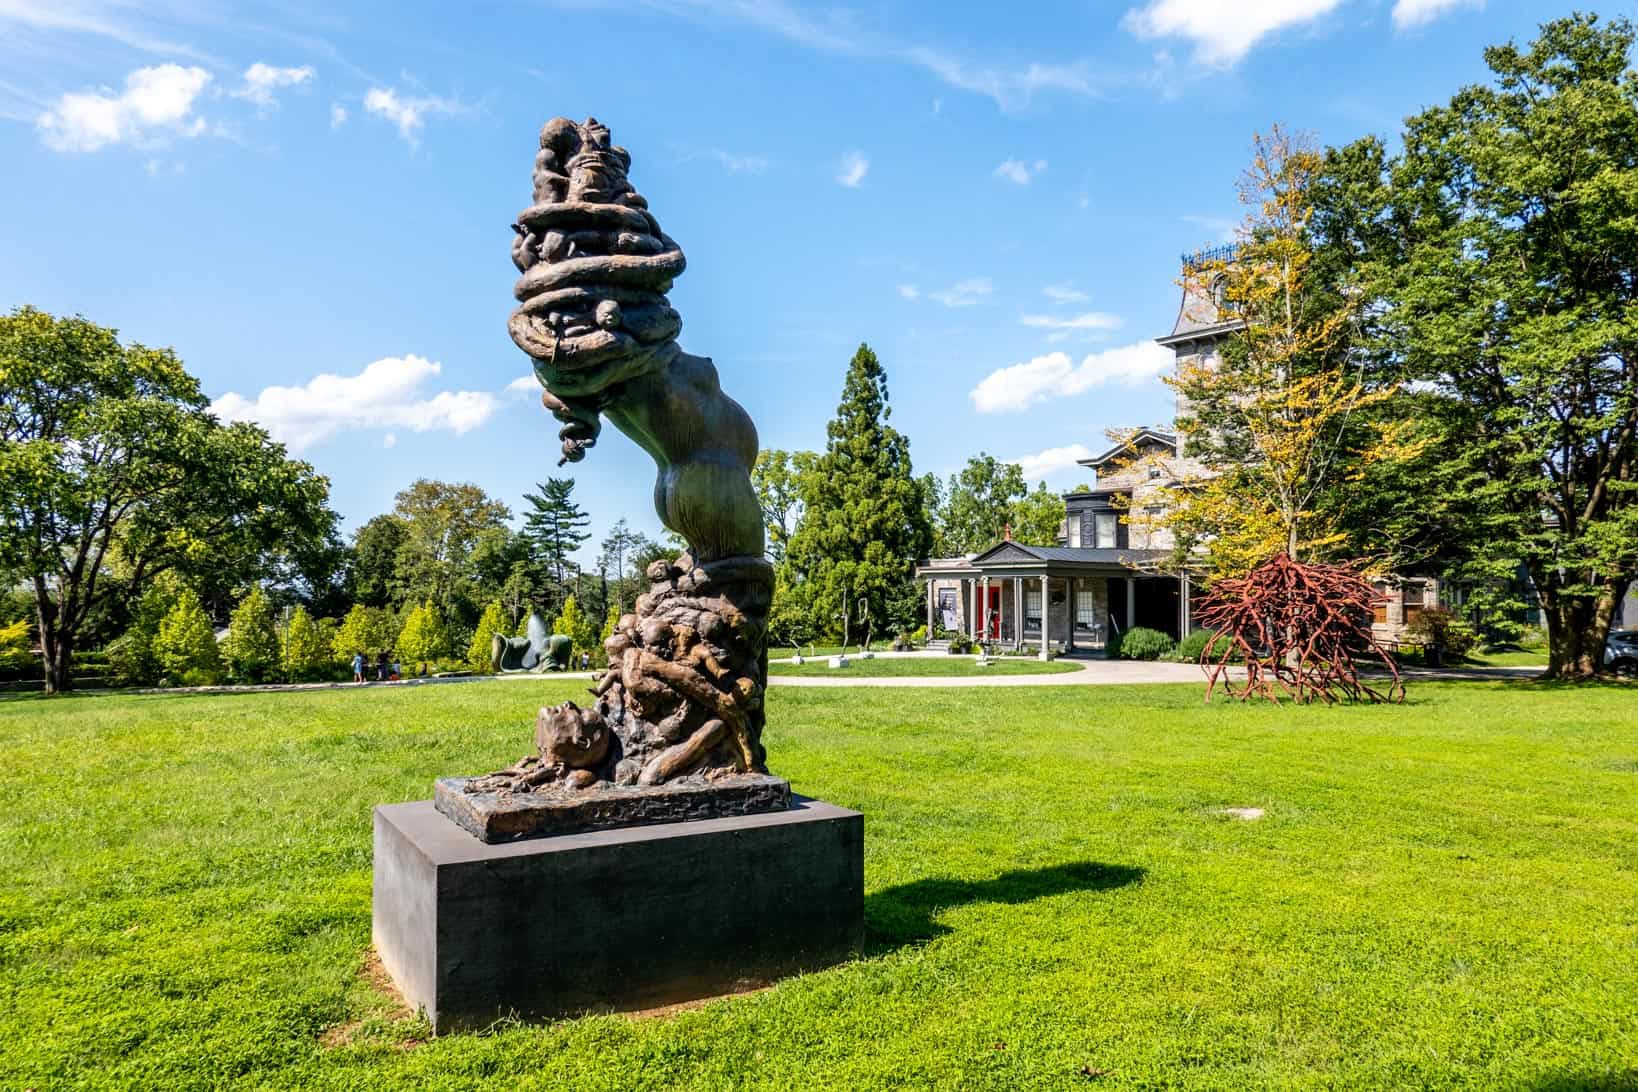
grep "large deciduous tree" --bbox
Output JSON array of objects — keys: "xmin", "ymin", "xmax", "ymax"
[
  {"xmin": 751, "ymin": 449, "xmax": 816, "ymax": 561},
  {"xmin": 1153, "ymin": 128, "xmax": 1419, "ymax": 578},
  {"xmin": 784, "ymin": 343, "xmax": 932, "ymax": 640},
  {"xmin": 1334, "ymin": 14, "xmax": 1638, "ymax": 677},
  {"xmin": 390, "ymin": 479, "xmax": 511, "ymax": 626},
  {"xmin": 0, "ymin": 308, "xmax": 337, "ymax": 693}
]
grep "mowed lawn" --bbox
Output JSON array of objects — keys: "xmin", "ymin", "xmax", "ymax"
[
  {"xmin": 768, "ymin": 656, "xmax": 1082, "ymax": 676},
  {"xmin": 1, "ymin": 679, "xmax": 1635, "ymax": 1090}
]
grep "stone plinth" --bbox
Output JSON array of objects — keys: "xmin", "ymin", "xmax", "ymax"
[
  {"xmin": 434, "ymin": 773, "xmax": 790, "ymax": 843},
  {"xmin": 372, "ymin": 797, "xmax": 863, "ymax": 1032}
]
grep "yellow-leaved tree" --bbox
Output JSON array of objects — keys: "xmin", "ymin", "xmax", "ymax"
[{"xmin": 1134, "ymin": 125, "xmax": 1422, "ymax": 579}]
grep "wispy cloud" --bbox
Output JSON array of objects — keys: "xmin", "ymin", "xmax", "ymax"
[
  {"xmin": 905, "ymin": 48, "xmax": 1104, "ymax": 110},
  {"xmin": 1020, "ymin": 311, "xmax": 1123, "ymax": 333},
  {"xmin": 970, "ymin": 342, "xmax": 1173, "ymax": 413},
  {"xmin": 1043, "ymin": 283, "xmax": 1090, "ymax": 304},
  {"xmin": 0, "ymin": 0, "xmax": 217, "ymax": 63},
  {"xmin": 994, "ymin": 157, "xmax": 1047, "ymax": 185},
  {"xmin": 1011, "ymin": 443, "xmax": 1095, "ymax": 481},
  {"xmin": 835, "ymin": 148, "xmax": 869, "ymax": 187},
  {"xmin": 1180, "ymin": 213, "xmax": 1238, "ymax": 244},
  {"xmin": 363, "ymin": 85, "xmax": 466, "ymax": 147},
  {"xmin": 36, "ymin": 64, "xmax": 211, "ymax": 152},
  {"xmin": 329, "ymin": 102, "xmax": 348, "ymax": 129},
  {"xmin": 928, "ymin": 277, "xmax": 994, "ymax": 308},
  {"xmin": 897, "ymin": 284, "xmax": 920, "ymax": 301},
  {"xmin": 213, "ymin": 354, "xmax": 504, "ymax": 452},
  {"xmin": 232, "ymin": 62, "xmax": 314, "ymax": 110},
  {"xmin": 1121, "ymin": 0, "xmax": 1345, "ymax": 67},
  {"xmin": 1391, "ymin": 0, "xmax": 1484, "ymax": 29}
]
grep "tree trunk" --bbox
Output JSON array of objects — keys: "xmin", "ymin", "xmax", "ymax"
[
  {"xmin": 42, "ymin": 630, "xmax": 73, "ymax": 694},
  {"xmin": 1542, "ymin": 584, "xmax": 1613, "ymax": 679}
]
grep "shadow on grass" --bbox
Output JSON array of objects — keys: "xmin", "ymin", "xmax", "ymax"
[{"xmin": 864, "ymin": 861, "xmax": 1144, "ymax": 950}]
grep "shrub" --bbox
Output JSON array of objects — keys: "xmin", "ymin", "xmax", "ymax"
[
  {"xmin": 0, "ymin": 618, "xmax": 34, "ymax": 677},
  {"xmin": 154, "ymin": 591, "xmax": 222, "ymax": 685},
  {"xmin": 466, "ymin": 600, "xmax": 512, "ymax": 673},
  {"xmin": 281, "ymin": 607, "xmax": 331, "ymax": 682},
  {"xmin": 332, "ymin": 605, "xmax": 397, "ymax": 662},
  {"xmin": 223, "ymin": 586, "xmax": 280, "ymax": 683},
  {"xmin": 1116, "ymin": 626, "xmax": 1175, "ymax": 661},
  {"xmin": 1404, "ymin": 607, "xmax": 1479, "ymax": 658},
  {"xmin": 553, "ymin": 595, "xmax": 599, "ymax": 665},
  {"xmin": 1174, "ymin": 628, "xmax": 1216, "ymax": 663},
  {"xmin": 398, "ymin": 601, "xmax": 451, "ymax": 673},
  {"xmin": 947, "ymin": 634, "xmax": 975, "ymax": 654}
]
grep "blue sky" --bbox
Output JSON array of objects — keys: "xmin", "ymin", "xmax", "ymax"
[{"xmin": 0, "ymin": 0, "xmax": 1563, "ymax": 565}]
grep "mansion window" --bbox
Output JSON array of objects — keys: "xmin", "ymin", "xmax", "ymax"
[
  {"xmin": 1403, "ymin": 582, "xmax": 1426, "ymax": 623},
  {"xmin": 1371, "ymin": 582, "xmax": 1389, "ymax": 624},
  {"xmin": 1075, "ymin": 588, "xmax": 1098, "ymax": 632},
  {"xmin": 1025, "ymin": 586, "xmax": 1042, "ymax": 628},
  {"xmin": 1093, "ymin": 512, "xmax": 1118, "ymax": 549},
  {"xmin": 1067, "ymin": 515, "xmax": 1082, "ymax": 547}
]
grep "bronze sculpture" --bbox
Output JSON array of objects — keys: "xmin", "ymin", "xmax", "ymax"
[
  {"xmin": 489, "ymin": 613, "xmax": 573, "ymax": 673},
  {"xmin": 454, "ymin": 117, "xmax": 776, "ymax": 812}
]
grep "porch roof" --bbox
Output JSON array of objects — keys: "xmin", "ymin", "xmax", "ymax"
[{"xmin": 917, "ymin": 542, "xmax": 1172, "ymax": 581}]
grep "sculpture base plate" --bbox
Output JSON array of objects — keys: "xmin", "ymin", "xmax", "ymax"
[
  {"xmin": 372, "ymin": 797, "xmax": 864, "ymax": 1032},
  {"xmin": 434, "ymin": 773, "xmax": 791, "ymax": 843}
]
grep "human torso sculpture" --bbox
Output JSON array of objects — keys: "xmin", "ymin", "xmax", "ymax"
[{"xmin": 473, "ymin": 117, "xmax": 772, "ymax": 795}]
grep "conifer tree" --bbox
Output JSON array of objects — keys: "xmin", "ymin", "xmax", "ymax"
[
  {"xmin": 331, "ymin": 604, "xmax": 396, "ymax": 661},
  {"xmin": 784, "ymin": 344, "xmax": 932, "ymax": 640},
  {"xmin": 223, "ymin": 586, "xmax": 280, "ymax": 683},
  {"xmin": 521, "ymin": 478, "xmax": 591, "ymax": 612},
  {"xmin": 280, "ymin": 606, "xmax": 329, "ymax": 682},
  {"xmin": 155, "ymin": 590, "xmax": 222, "ymax": 685}
]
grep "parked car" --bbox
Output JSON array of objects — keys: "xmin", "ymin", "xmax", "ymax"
[{"xmin": 1605, "ymin": 629, "xmax": 1638, "ymax": 677}]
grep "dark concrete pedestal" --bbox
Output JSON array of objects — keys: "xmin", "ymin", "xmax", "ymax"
[{"xmin": 372, "ymin": 797, "xmax": 864, "ymax": 1032}]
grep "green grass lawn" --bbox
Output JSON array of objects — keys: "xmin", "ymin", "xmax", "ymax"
[
  {"xmin": 769, "ymin": 656, "xmax": 1082, "ymax": 677},
  {"xmin": 1464, "ymin": 648, "xmax": 1552, "ymax": 669},
  {"xmin": 2, "ymin": 678, "xmax": 1635, "ymax": 1090}
]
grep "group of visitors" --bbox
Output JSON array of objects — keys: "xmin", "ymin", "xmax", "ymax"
[{"xmin": 350, "ymin": 650, "xmax": 401, "ymax": 684}]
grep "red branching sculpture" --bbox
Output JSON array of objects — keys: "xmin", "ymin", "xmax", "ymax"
[{"xmin": 1195, "ymin": 553, "xmax": 1403, "ymax": 704}]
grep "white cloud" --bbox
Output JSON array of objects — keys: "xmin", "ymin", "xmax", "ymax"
[
  {"xmin": 835, "ymin": 149, "xmax": 869, "ymax": 187},
  {"xmin": 1391, "ymin": 0, "xmax": 1483, "ymax": 29},
  {"xmin": 329, "ymin": 102, "xmax": 348, "ymax": 129},
  {"xmin": 1020, "ymin": 311, "xmax": 1123, "ymax": 333},
  {"xmin": 1121, "ymin": 0, "xmax": 1345, "ymax": 67},
  {"xmin": 1181, "ymin": 213, "xmax": 1238, "ymax": 244},
  {"xmin": 212, "ymin": 354, "xmax": 502, "ymax": 451},
  {"xmin": 382, "ymin": 433, "xmax": 398, "ymax": 449},
  {"xmin": 1011, "ymin": 444, "xmax": 1095, "ymax": 481},
  {"xmin": 969, "ymin": 341, "xmax": 1174, "ymax": 413},
  {"xmin": 709, "ymin": 149, "xmax": 769, "ymax": 173},
  {"xmin": 36, "ymin": 64, "xmax": 211, "ymax": 152},
  {"xmin": 906, "ymin": 48, "xmax": 1102, "ymax": 110},
  {"xmin": 233, "ymin": 63, "xmax": 314, "ymax": 110},
  {"xmin": 929, "ymin": 277, "xmax": 995, "ymax": 308},
  {"xmin": 1043, "ymin": 283, "xmax": 1090, "ymax": 304},
  {"xmin": 897, "ymin": 284, "xmax": 920, "ymax": 301},
  {"xmin": 506, "ymin": 375, "xmax": 540, "ymax": 395},
  {"xmin": 994, "ymin": 158, "xmax": 1047, "ymax": 185},
  {"xmin": 363, "ymin": 86, "xmax": 464, "ymax": 147}
]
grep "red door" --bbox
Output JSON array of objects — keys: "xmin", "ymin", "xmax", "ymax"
[{"xmin": 984, "ymin": 587, "xmax": 1002, "ymax": 639}]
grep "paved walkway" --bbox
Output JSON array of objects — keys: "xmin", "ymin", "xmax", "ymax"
[{"xmin": 767, "ymin": 649, "xmax": 1209, "ymax": 687}]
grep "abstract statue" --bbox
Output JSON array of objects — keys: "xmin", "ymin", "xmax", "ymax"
[
  {"xmin": 490, "ymin": 613, "xmax": 573, "ymax": 673},
  {"xmin": 455, "ymin": 117, "xmax": 776, "ymax": 812}
]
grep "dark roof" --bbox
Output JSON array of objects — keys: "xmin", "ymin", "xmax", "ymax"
[
  {"xmin": 1078, "ymin": 429, "xmax": 1178, "ymax": 469},
  {"xmin": 967, "ymin": 542, "xmax": 1170, "ymax": 567}
]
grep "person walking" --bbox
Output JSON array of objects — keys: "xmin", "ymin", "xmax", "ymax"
[{"xmin": 351, "ymin": 651, "xmax": 365, "ymax": 684}]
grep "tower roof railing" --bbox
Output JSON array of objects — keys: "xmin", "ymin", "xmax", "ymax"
[{"xmin": 1181, "ymin": 243, "xmax": 1240, "ymax": 269}]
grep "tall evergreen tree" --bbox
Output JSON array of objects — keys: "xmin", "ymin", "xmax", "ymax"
[
  {"xmin": 784, "ymin": 344, "xmax": 932, "ymax": 640},
  {"xmin": 520, "ymin": 478, "xmax": 590, "ymax": 613}
]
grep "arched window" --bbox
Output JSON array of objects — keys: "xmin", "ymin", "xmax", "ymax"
[{"xmin": 1210, "ymin": 275, "xmax": 1228, "ymax": 312}]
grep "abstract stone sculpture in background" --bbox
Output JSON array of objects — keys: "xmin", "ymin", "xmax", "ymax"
[
  {"xmin": 446, "ymin": 117, "xmax": 779, "ymax": 831},
  {"xmin": 490, "ymin": 613, "xmax": 573, "ymax": 674}
]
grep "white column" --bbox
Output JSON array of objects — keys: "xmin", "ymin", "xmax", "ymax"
[
  {"xmin": 1014, "ymin": 577, "xmax": 1025, "ymax": 651},
  {"xmin": 997, "ymin": 577, "xmax": 1005, "ymax": 644},
  {"xmin": 1178, "ymin": 573, "xmax": 1190, "ymax": 636},
  {"xmin": 927, "ymin": 579, "xmax": 936, "ymax": 635},
  {"xmin": 1126, "ymin": 576, "xmax": 1136, "ymax": 632},
  {"xmin": 1066, "ymin": 576, "xmax": 1077, "ymax": 651},
  {"xmin": 1039, "ymin": 574, "xmax": 1051, "ymax": 661},
  {"xmin": 970, "ymin": 578, "xmax": 980, "ymax": 640}
]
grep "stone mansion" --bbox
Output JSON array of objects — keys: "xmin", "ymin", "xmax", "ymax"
[{"xmin": 916, "ymin": 251, "xmax": 1450, "ymax": 655}]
